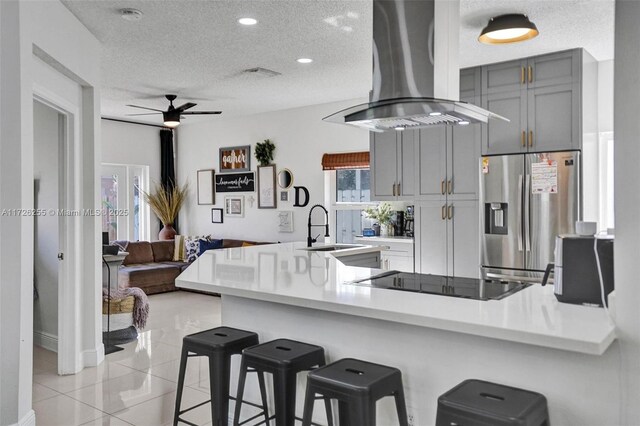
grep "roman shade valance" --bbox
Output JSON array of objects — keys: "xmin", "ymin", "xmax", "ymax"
[{"xmin": 321, "ymin": 152, "xmax": 370, "ymax": 170}]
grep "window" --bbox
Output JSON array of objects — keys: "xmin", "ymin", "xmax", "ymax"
[
  {"xmin": 326, "ymin": 168, "xmax": 377, "ymax": 244},
  {"xmin": 101, "ymin": 164, "xmax": 150, "ymax": 242}
]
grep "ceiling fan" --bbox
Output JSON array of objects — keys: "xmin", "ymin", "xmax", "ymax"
[{"xmin": 126, "ymin": 94, "xmax": 221, "ymax": 128}]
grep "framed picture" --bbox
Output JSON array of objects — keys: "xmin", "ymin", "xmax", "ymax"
[
  {"xmin": 225, "ymin": 196, "xmax": 244, "ymax": 217},
  {"xmin": 197, "ymin": 169, "xmax": 215, "ymax": 205},
  {"xmin": 278, "ymin": 210, "xmax": 294, "ymax": 233},
  {"xmin": 211, "ymin": 208, "xmax": 223, "ymax": 224},
  {"xmin": 280, "ymin": 191, "xmax": 289, "ymax": 202},
  {"xmin": 219, "ymin": 145, "xmax": 251, "ymax": 173},
  {"xmin": 215, "ymin": 172, "xmax": 255, "ymax": 193},
  {"xmin": 258, "ymin": 164, "xmax": 277, "ymax": 209}
]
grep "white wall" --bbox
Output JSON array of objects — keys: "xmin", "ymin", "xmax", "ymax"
[
  {"xmin": 101, "ymin": 119, "xmax": 162, "ymax": 236},
  {"xmin": 0, "ymin": 1, "xmax": 101, "ymax": 425},
  {"xmin": 613, "ymin": 2, "xmax": 640, "ymax": 423},
  {"xmin": 177, "ymin": 99, "xmax": 369, "ymax": 242},
  {"xmin": 33, "ymin": 101, "xmax": 60, "ymax": 349}
]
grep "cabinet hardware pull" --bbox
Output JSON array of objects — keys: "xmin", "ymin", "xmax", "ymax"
[
  {"xmin": 392, "ymin": 183, "xmax": 396, "ymax": 196},
  {"xmin": 528, "ymin": 130, "xmax": 533, "ymax": 147},
  {"xmin": 448, "ymin": 180, "xmax": 452, "ymax": 195},
  {"xmin": 441, "ymin": 180, "xmax": 445, "ymax": 195},
  {"xmin": 521, "ymin": 66, "xmax": 525, "ymax": 84},
  {"xmin": 397, "ymin": 182, "xmax": 401, "ymax": 195},
  {"xmin": 448, "ymin": 205, "xmax": 453, "ymax": 220},
  {"xmin": 528, "ymin": 65, "xmax": 533, "ymax": 83},
  {"xmin": 441, "ymin": 205, "xmax": 446, "ymax": 220},
  {"xmin": 521, "ymin": 131, "xmax": 526, "ymax": 147}
]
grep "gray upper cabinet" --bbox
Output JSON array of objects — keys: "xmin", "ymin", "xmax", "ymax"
[
  {"xmin": 482, "ymin": 90, "xmax": 527, "ymax": 155},
  {"xmin": 483, "ymin": 59, "xmax": 527, "ymax": 94},
  {"xmin": 527, "ymin": 83, "xmax": 580, "ymax": 152},
  {"xmin": 370, "ymin": 129, "xmax": 415, "ymax": 201},
  {"xmin": 449, "ymin": 100, "xmax": 481, "ymax": 199},
  {"xmin": 481, "ymin": 49, "xmax": 586, "ymax": 155},
  {"xmin": 417, "ymin": 127, "xmax": 447, "ymax": 200},
  {"xmin": 527, "ymin": 50, "xmax": 580, "ymax": 89}
]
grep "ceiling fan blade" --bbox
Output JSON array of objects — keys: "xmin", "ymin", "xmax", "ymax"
[
  {"xmin": 175, "ymin": 102, "xmax": 197, "ymax": 112},
  {"xmin": 126, "ymin": 104, "xmax": 165, "ymax": 112},
  {"xmin": 125, "ymin": 113, "xmax": 162, "ymax": 116},
  {"xmin": 181, "ymin": 111, "xmax": 222, "ymax": 115}
]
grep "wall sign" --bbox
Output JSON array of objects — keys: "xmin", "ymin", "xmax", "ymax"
[
  {"xmin": 197, "ymin": 169, "xmax": 215, "ymax": 205},
  {"xmin": 258, "ymin": 165, "xmax": 277, "ymax": 209},
  {"xmin": 219, "ymin": 145, "xmax": 251, "ymax": 173},
  {"xmin": 293, "ymin": 186, "xmax": 310, "ymax": 207},
  {"xmin": 215, "ymin": 172, "xmax": 255, "ymax": 193}
]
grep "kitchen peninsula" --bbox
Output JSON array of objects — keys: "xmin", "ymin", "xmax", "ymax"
[{"xmin": 176, "ymin": 242, "xmax": 618, "ymax": 425}]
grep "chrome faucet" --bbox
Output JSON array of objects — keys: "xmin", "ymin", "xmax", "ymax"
[{"xmin": 307, "ymin": 204, "xmax": 330, "ymax": 247}]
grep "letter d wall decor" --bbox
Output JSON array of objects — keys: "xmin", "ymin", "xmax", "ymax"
[{"xmin": 293, "ymin": 186, "xmax": 310, "ymax": 207}]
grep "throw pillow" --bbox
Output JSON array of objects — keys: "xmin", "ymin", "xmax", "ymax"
[
  {"xmin": 185, "ymin": 235, "xmax": 213, "ymax": 263},
  {"xmin": 198, "ymin": 239, "xmax": 224, "ymax": 256},
  {"xmin": 173, "ymin": 235, "xmax": 186, "ymax": 261}
]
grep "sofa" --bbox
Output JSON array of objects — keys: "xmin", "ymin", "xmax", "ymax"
[{"xmin": 114, "ymin": 239, "xmax": 272, "ymax": 295}]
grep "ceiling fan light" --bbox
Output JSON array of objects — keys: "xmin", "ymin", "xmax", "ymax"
[
  {"xmin": 163, "ymin": 111, "xmax": 181, "ymax": 128},
  {"xmin": 479, "ymin": 14, "xmax": 539, "ymax": 45}
]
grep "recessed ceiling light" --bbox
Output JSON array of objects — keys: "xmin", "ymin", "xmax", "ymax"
[
  {"xmin": 238, "ymin": 17, "xmax": 258, "ymax": 26},
  {"xmin": 479, "ymin": 14, "xmax": 539, "ymax": 44},
  {"xmin": 297, "ymin": 58, "xmax": 313, "ymax": 64},
  {"xmin": 120, "ymin": 8, "xmax": 143, "ymax": 22}
]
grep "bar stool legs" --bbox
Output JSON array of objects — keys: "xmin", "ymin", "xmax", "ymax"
[{"xmin": 233, "ymin": 357, "xmax": 270, "ymax": 426}]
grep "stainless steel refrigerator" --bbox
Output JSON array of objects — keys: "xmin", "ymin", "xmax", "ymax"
[{"xmin": 480, "ymin": 151, "xmax": 581, "ymax": 282}]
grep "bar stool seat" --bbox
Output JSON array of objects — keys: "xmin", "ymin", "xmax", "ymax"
[
  {"xmin": 173, "ymin": 326, "xmax": 268, "ymax": 426},
  {"xmin": 302, "ymin": 358, "xmax": 409, "ymax": 426},
  {"xmin": 234, "ymin": 338, "xmax": 333, "ymax": 426},
  {"xmin": 436, "ymin": 379, "xmax": 550, "ymax": 426}
]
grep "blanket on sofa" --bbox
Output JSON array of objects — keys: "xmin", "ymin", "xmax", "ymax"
[{"xmin": 103, "ymin": 287, "xmax": 149, "ymax": 329}]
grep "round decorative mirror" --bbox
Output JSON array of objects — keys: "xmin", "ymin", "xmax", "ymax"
[{"xmin": 277, "ymin": 169, "xmax": 294, "ymax": 189}]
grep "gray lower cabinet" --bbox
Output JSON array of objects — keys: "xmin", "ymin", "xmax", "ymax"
[
  {"xmin": 415, "ymin": 200, "xmax": 479, "ymax": 278},
  {"xmin": 370, "ymin": 130, "xmax": 415, "ymax": 201}
]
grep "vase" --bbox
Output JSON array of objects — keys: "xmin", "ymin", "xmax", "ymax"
[{"xmin": 159, "ymin": 224, "xmax": 176, "ymax": 240}]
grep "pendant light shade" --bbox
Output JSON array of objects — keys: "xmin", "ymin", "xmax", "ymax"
[{"xmin": 479, "ymin": 14, "xmax": 539, "ymax": 44}]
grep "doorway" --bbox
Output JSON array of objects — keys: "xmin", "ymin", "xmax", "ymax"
[{"xmin": 32, "ymin": 100, "xmax": 67, "ymax": 374}]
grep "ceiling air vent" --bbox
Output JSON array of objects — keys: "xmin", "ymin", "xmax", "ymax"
[{"xmin": 241, "ymin": 67, "xmax": 282, "ymax": 78}]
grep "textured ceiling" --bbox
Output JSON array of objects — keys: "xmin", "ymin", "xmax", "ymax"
[{"xmin": 61, "ymin": 0, "xmax": 614, "ymax": 126}]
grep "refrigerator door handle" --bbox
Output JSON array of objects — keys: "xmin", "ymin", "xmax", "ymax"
[
  {"xmin": 525, "ymin": 175, "xmax": 531, "ymax": 252},
  {"xmin": 517, "ymin": 174, "xmax": 523, "ymax": 252}
]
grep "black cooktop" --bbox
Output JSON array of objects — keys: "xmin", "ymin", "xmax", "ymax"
[{"xmin": 348, "ymin": 272, "xmax": 530, "ymax": 301}]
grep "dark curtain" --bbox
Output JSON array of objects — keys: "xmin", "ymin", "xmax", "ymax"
[{"xmin": 160, "ymin": 129, "xmax": 179, "ymax": 233}]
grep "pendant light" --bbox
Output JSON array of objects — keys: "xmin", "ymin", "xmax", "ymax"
[
  {"xmin": 163, "ymin": 110, "xmax": 180, "ymax": 128},
  {"xmin": 479, "ymin": 14, "xmax": 539, "ymax": 44}
]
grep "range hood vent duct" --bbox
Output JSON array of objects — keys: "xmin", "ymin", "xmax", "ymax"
[{"xmin": 323, "ymin": 0, "xmax": 507, "ymax": 131}]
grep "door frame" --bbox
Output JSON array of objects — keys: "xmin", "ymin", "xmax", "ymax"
[{"xmin": 33, "ymin": 84, "xmax": 80, "ymax": 375}]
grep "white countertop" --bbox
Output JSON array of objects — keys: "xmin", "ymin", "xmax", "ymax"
[
  {"xmin": 176, "ymin": 242, "xmax": 616, "ymax": 355},
  {"xmin": 354, "ymin": 236, "xmax": 414, "ymax": 244}
]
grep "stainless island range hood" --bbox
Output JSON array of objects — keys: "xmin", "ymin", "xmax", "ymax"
[{"xmin": 324, "ymin": 0, "xmax": 507, "ymax": 131}]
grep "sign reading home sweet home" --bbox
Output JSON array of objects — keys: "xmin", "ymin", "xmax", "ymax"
[
  {"xmin": 215, "ymin": 172, "xmax": 255, "ymax": 193},
  {"xmin": 219, "ymin": 145, "xmax": 251, "ymax": 173}
]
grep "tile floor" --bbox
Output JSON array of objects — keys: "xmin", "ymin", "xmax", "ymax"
[{"xmin": 32, "ymin": 291, "xmax": 223, "ymax": 426}]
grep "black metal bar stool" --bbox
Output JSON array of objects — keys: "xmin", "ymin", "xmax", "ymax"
[
  {"xmin": 436, "ymin": 379, "xmax": 550, "ymax": 426},
  {"xmin": 301, "ymin": 358, "xmax": 409, "ymax": 426},
  {"xmin": 233, "ymin": 338, "xmax": 334, "ymax": 426},
  {"xmin": 173, "ymin": 326, "xmax": 269, "ymax": 426}
]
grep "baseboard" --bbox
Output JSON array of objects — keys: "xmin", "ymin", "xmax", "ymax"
[
  {"xmin": 13, "ymin": 409, "xmax": 35, "ymax": 426},
  {"xmin": 82, "ymin": 343, "xmax": 105, "ymax": 367},
  {"xmin": 33, "ymin": 330, "xmax": 58, "ymax": 353}
]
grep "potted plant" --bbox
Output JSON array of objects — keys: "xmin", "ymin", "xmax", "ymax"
[
  {"xmin": 364, "ymin": 202, "xmax": 393, "ymax": 236},
  {"xmin": 141, "ymin": 181, "xmax": 189, "ymax": 240},
  {"xmin": 255, "ymin": 139, "xmax": 275, "ymax": 166}
]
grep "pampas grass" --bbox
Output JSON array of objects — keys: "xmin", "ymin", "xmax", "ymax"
[{"xmin": 141, "ymin": 181, "xmax": 188, "ymax": 225}]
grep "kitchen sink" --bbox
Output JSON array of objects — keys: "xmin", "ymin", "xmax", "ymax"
[{"xmin": 299, "ymin": 244, "xmax": 363, "ymax": 252}]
